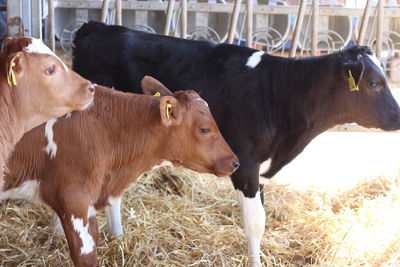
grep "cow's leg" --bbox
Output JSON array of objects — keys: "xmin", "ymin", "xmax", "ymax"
[
  {"xmin": 56, "ymin": 206, "xmax": 98, "ymax": 267},
  {"xmin": 231, "ymin": 160, "xmax": 265, "ymax": 267},
  {"xmin": 104, "ymin": 195, "xmax": 123, "ymax": 237}
]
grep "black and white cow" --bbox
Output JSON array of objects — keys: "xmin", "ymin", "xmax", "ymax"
[{"xmin": 73, "ymin": 21, "xmax": 400, "ymax": 266}]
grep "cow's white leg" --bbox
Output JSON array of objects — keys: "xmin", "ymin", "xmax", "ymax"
[
  {"xmin": 105, "ymin": 196, "xmax": 123, "ymax": 237},
  {"xmin": 53, "ymin": 212, "xmax": 64, "ymax": 235},
  {"xmin": 236, "ymin": 190, "xmax": 266, "ymax": 267}
]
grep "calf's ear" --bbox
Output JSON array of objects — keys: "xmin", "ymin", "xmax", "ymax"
[
  {"xmin": 160, "ymin": 96, "xmax": 184, "ymax": 127},
  {"xmin": 6, "ymin": 52, "xmax": 25, "ymax": 86},
  {"xmin": 141, "ymin": 76, "xmax": 173, "ymax": 96},
  {"xmin": 343, "ymin": 60, "xmax": 365, "ymax": 91}
]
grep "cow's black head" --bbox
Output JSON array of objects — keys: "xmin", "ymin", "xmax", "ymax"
[{"xmin": 338, "ymin": 45, "xmax": 400, "ymax": 131}]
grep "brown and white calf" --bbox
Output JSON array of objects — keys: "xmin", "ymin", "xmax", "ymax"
[
  {"xmin": 0, "ymin": 37, "xmax": 94, "ymax": 191},
  {"xmin": 1, "ymin": 78, "xmax": 238, "ymax": 267}
]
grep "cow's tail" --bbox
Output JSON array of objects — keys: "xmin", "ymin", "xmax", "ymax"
[{"xmin": 74, "ymin": 21, "xmax": 106, "ymax": 45}]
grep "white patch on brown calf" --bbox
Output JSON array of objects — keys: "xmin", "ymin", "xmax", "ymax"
[
  {"xmin": 151, "ymin": 160, "xmax": 173, "ymax": 171},
  {"xmin": 44, "ymin": 119, "xmax": 57, "ymax": 159},
  {"xmin": 0, "ymin": 180, "xmax": 42, "ymax": 203},
  {"xmin": 25, "ymin": 38, "xmax": 68, "ymax": 71},
  {"xmin": 88, "ymin": 205, "xmax": 97, "ymax": 218},
  {"xmin": 246, "ymin": 51, "xmax": 265, "ymax": 69},
  {"xmin": 71, "ymin": 215, "xmax": 95, "ymax": 255},
  {"xmin": 105, "ymin": 196, "xmax": 123, "ymax": 237}
]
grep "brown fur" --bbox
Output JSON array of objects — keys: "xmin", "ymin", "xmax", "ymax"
[
  {"xmin": 3, "ymin": 85, "xmax": 237, "ymax": 267},
  {"xmin": 0, "ymin": 37, "xmax": 94, "ymax": 191}
]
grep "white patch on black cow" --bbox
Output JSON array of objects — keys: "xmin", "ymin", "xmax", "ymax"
[
  {"xmin": 236, "ymin": 190, "xmax": 265, "ymax": 266},
  {"xmin": 246, "ymin": 51, "xmax": 265, "ymax": 69},
  {"xmin": 368, "ymin": 55, "xmax": 384, "ymax": 75}
]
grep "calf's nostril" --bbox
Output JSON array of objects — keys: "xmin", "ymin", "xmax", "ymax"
[
  {"xmin": 88, "ymin": 84, "xmax": 95, "ymax": 93},
  {"xmin": 232, "ymin": 160, "xmax": 240, "ymax": 170}
]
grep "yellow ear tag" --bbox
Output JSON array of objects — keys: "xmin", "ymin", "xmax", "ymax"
[
  {"xmin": 7, "ymin": 62, "xmax": 17, "ymax": 87},
  {"xmin": 348, "ymin": 70, "xmax": 358, "ymax": 92},
  {"xmin": 154, "ymin": 92, "xmax": 161, "ymax": 97},
  {"xmin": 166, "ymin": 103, "xmax": 172, "ymax": 119}
]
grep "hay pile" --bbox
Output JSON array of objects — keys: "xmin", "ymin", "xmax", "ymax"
[{"xmin": 1, "ymin": 166, "xmax": 400, "ymax": 266}]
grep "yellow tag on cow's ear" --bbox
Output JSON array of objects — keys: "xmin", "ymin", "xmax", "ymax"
[
  {"xmin": 348, "ymin": 69, "xmax": 358, "ymax": 92},
  {"xmin": 154, "ymin": 92, "xmax": 161, "ymax": 97},
  {"xmin": 7, "ymin": 62, "xmax": 17, "ymax": 87},
  {"xmin": 166, "ymin": 103, "xmax": 172, "ymax": 119}
]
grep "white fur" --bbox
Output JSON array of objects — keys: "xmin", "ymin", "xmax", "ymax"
[
  {"xmin": 368, "ymin": 55, "xmax": 384, "ymax": 75},
  {"xmin": 44, "ymin": 119, "xmax": 58, "ymax": 159},
  {"xmin": 88, "ymin": 205, "xmax": 97, "ymax": 218},
  {"xmin": 246, "ymin": 51, "xmax": 265, "ymax": 69},
  {"xmin": 151, "ymin": 160, "xmax": 173, "ymax": 171},
  {"xmin": 0, "ymin": 180, "xmax": 42, "ymax": 202},
  {"xmin": 71, "ymin": 215, "xmax": 95, "ymax": 255},
  {"xmin": 259, "ymin": 159, "xmax": 272, "ymax": 185},
  {"xmin": 195, "ymin": 98, "xmax": 209, "ymax": 107},
  {"xmin": 53, "ymin": 213, "xmax": 64, "ymax": 234},
  {"xmin": 105, "ymin": 196, "xmax": 123, "ymax": 237},
  {"xmin": 236, "ymin": 190, "xmax": 266, "ymax": 266},
  {"xmin": 25, "ymin": 38, "xmax": 68, "ymax": 71}
]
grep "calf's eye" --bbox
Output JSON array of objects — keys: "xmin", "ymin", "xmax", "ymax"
[
  {"xmin": 200, "ymin": 128, "xmax": 211, "ymax": 135},
  {"xmin": 46, "ymin": 65, "xmax": 56, "ymax": 75}
]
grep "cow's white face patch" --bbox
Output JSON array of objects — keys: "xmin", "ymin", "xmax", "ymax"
[
  {"xmin": 246, "ymin": 51, "xmax": 265, "ymax": 69},
  {"xmin": 0, "ymin": 180, "xmax": 42, "ymax": 203},
  {"xmin": 44, "ymin": 119, "xmax": 58, "ymax": 159},
  {"xmin": 71, "ymin": 215, "xmax": 95, "ymax": 255},
  {"xmin": 151, "ymin": 160, "xmax": 173, "ymax": 171},
  {"xmin": 368, "ymin": 55, "xmax": 384, "ymax": 75},
  {"xmin": 105, "ymin": 196, "xmax": 123, "ymax": 237},
  {"xmin": 25, "ymin": 38, "xmax": 68, "ymax": 71},
  {"xmin": 236, "ymin": 190, "xmax": 265, "ymax": 266}
]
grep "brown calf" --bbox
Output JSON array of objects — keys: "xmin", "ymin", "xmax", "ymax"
[
  {"xmin": 0, "ymin": 37, "xmax": 94, "ymax": 191},
  {"xmin": 1, "ymin": 79, "xmax": 238, "ymax": 266}
]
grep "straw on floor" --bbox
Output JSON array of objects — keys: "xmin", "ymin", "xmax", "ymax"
[{"xmin": 1, "ymin": 166, "xmax": 399, "ymax": 266}]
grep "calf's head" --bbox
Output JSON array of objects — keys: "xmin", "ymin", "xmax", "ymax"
[
  {"xmin": 1, "ymin": 37, "xmax": 94, "ymax": 130},
  {"xmin": 338, "ymin": 45, "xmax": 400, "ymax": 131},
  {"xmin": 142, "ymin": 76, "xmax": 239, "ymax": 177}
]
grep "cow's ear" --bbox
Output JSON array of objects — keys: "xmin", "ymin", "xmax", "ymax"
[
  {"xmin": 141, "ymin": 76, "xmax": 173, "ymax": 96},
  {"xmin": 343, "ymin": 60, "xmax": 365, "ymax": 91},
  {"xmin": 159, "ymin": 96, "xmax": 183, "ymax": 126}
]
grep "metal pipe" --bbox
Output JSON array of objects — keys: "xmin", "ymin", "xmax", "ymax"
[
  {"xmin": 357, "ymin": 0, "xmax": 372, "ymax": 45},
  {"xmin": 376, "ymin": 0, "xmax": 383, "ymax": 60},
  {"xmin": 48, "ymin": 0, "xmax": 55, "ymax": 51},
  {"xmin": 101, "ymin": 0, "xmax": 110, "ymax": 23},
  {"xmin": 246, "ymin": 0, "xmax": 253, "ymax": 47},
  {"xmin": 290, "ymin": 0, "xmax": 307, "ymax": 57},
  {"xmin": 163, "ymin": 0, "xmax": 175, "ymax": 35},
  {"xmin": 115, "ymin": 0, "xmax": 122, "ymax": 25},
  {"xmin": 180, "ymin": 0, "xmax": 187, "ymax": 38},
  {"xmin": 227, "ymin": 0, "xmax": 242, "ymax": 44},
  {"xmin": 311, "ymin": 0, "xmax": 319, "ymax": 56}
]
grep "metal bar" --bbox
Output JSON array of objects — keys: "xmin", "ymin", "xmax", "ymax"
[
  {"xmin": 163, "ymin": 0, "xmax": 175, "ymax": 35},
  {"xmin": 54, "ymin": 1, "xmax": 376, "ymax": 17},
  {"xmin": 376, "ymin": 0, "xmax": 383, "ymax": 60},
  {"xmin": 290, "ymin": 0, "xmax": 307, "ymax": 57},
  {"xmin": 115, "ymin": 0, "xmax": 122, "ymax": 25},
  {"xmin": 246, "ymin": 0, "xmax": 253, "ymax": 47},
  {"xmin": 357, "ymin": 0, "xmax": 371, "ymax": 45},
  {"xmin": 227, "ymin": 0, "xmax": 242, "ymax": 44},
  {"xmin": 48, "ymin": 0, "xmax": 55, "ymax": 51},
  {"xmin": 311, "ymin": 0, "xmax": 319, "ymax": 56},
  {"xmin": 180, "ymin": 0, "xmax": 187, "ymax": 39},
  {"xmin": 101, "ymin": 0, "xmax": 110, "ymax": 23}
]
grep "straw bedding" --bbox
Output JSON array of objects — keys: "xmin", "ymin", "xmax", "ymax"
[{"xmin": 1, "ymin": 165, "xmax": 400, "ymax": 266}]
